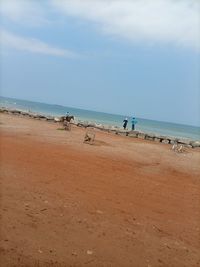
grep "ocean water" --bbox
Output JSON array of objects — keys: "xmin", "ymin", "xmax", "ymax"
[{"xmin": 0, "ymin": 96, "xmax": 199, "ymax": 141}]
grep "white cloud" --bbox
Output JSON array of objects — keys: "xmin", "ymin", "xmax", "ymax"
[
  {"xmin": 0, "ymin": 0, "xmax": 49, "ymax": 26},
  {"xmin": 1, "ymin": 0, "xmax": 199, "ymax": 51},
  {"xmin": 0, "ymin": 30, "xmax": 79, "ymax": 58},
  {"xmin": 51, "ymin": 0, "xmax": 200, "ymax": 51}
]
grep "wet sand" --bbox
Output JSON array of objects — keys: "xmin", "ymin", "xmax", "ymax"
[{"xmin": 0, "ymin": 113, "xmax": 200, "ymax": 267}]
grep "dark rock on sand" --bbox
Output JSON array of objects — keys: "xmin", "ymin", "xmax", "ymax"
[
  {"xmin": 190, "ymin": 141, "xmax": 200, "ymax": 148},
  {"xmin": 137, "ymin": 133, "xmax": 146, "ymax": 139},
  {"xmin": 129, "ymin": 131, "xmax": 139, "ymax": 138}
]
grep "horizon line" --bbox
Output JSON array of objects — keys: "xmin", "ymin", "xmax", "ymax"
[{"xmin": 0, "ymin": 95, "xmax": 199, "ymax": 128}]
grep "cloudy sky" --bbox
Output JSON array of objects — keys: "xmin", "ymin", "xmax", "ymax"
[{"xmin": 0, "ymin": 0, "xmax": 199, "ymax": 126}]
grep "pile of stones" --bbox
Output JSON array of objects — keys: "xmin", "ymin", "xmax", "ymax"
[{"xmin": 1, "ymin": 107, "xmax": 199, "ymax": 148}]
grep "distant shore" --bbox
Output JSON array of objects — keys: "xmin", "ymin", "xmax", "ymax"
[{"xmin": 1, "ymin": 106, "xmax": 200, "ymax": 148}]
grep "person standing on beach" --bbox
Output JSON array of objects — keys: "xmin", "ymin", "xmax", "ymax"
[
  {"xmin": 123, "ymin": 118, "xmax": 128, "ymax": 130},
  {"xmin": 131, "ymin": 117, "xmax": 137, "ymax": 130},
  {"xmin": 65, "ymin": 112, "xmax": 70, "ymax": 120}
]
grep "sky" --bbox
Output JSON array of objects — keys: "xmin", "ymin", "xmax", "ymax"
[{"xmin": 0, "ymin": 0, "xmax": 200, "ymax": 126}]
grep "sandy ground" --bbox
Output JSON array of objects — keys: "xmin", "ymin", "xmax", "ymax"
[{"xmin": 0, "ymin": 113, "xmax": 200, "ymax": 267}]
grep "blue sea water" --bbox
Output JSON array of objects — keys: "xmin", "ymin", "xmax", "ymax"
[{"xmin": 0, "ymin": 96, "xmax": 199, "ymax": 141}]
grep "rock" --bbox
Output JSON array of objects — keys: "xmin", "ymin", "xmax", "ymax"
[
  {"xmin": 95, "ymin": 126, "xmax": 104, "ymax": 131},
  {"xmin": 72, "ymin": 120, "xmax": 78, "ymax": 125},
  {"xmin": 147, "ymin": 133, "xmax": 155, "ymax": 138},
  {"xmin": 103, "ymin": 127, "xmax": 112, "ymax": 132},
  {"xmin": 106, "ymin": 125, "xmax": 118, "ymax": 131},
  {"xmin": 40, "ymin": 208, "xmax": 47, "ymax": 212},
  {"xmin": 46, "ymin": 116, "xmax": 54, "ymax": 121},
  {"xmin": 33, "ymin": 114, "xmax": 41, "ymax": 119},
  {"xmin": 109, "ymin": 126, "xmax": 119, "ymax": 131},
  {"xmin": 137, "ymin": 133, "xmax": 146, "ymax": 139},
  {"xmin": 190, "ymin": 141, "xmax": 200, "ymax": 148},
  {"xmin": 54, "ymin": 117, "xmax": 61, "ymax": 122},
  {"xmin": 170, "ymin": 140, "xmax": 177, "ymax": 144},
  {"xmin": 96, "ymin": 210, "xmax": 103, "ymax": 214},
  {"xmin": 83, "ymin": 123, "xmax": 90, "ymax": 128},
  {"xmin": 145, "ymin": 135, "xmax": 155, "ymax": 141},
  {"xmin": 95, "ymin": 123, "xmax": 103, "ymax": 127},
  {"xmin": 170, "ymin": 137, "xmax": 178, "ymax": 142},
  {"xmin": 154, "ymin": 137, "xmax": 161, "ymax": 142},
  {"xmin": 184, "ymin": 144, "xmax": 192, "ymax": 148},
  {"xmin": 177, "ymin": 138, "xmax": 191, "ymax": 145},
  {"xmin": 77, "ymin": 121, "xmax": 91, "ymax": 128},
  {"xmin": 88, "ymin": 122, "xmax": 96, "ymax": 127},
  {"xmin": 115, "ymin": 130, "xmax": 128, "ymax": 136},
  {"xmin": 156, "ymin": 135, "xmax": 166, "ymax": 141},
  {"xmin": 21, "ymin": 111, "xmax": 29, "ymax": 116},
  {"xmin": 162, "ymin": 139, "xmax": 169, "ymax": 144},
  {"xmin": 29, "ymin": 113, "xmax": 38, "ymax": 118},
  {"xmin": 129, "ymin": 131, "xmax": 139, "ymax": 138},
  {"xmin": 11, "ymin": 109, "xmax": 21, "ymax": 114},
  {"xmin": 33, "ymin": 115, "xmax": 39, "ymax": 119},
  {"xmin": 87, "ymin": 250, "xmax": 93, "ymax": 255},
  {"xmin": 37, "ymin": 114, "xmax": 46, "ymax": 119}
]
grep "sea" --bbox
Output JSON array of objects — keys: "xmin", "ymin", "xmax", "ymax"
[{"xmin": 0, "ymin": 96, "xmax": 199, "ymax": 141}]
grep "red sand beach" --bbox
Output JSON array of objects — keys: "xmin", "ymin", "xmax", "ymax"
[{"xmin": 0, "ymin": 113, "xmax": 200, "ymax": 267}]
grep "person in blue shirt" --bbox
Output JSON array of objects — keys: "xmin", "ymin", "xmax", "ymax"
[{"xmin": 131, "ymin": 117, "xmax": 137, "ymax": 130}]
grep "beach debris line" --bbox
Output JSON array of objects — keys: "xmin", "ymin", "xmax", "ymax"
[{"xmin": 1, "ymin": 107, "xmax": 199, "ymax": 148}]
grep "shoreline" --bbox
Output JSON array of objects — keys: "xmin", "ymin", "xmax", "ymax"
[{"xmin": 1, "ymin": 106, "xmax": 200, "ymax": 148}]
